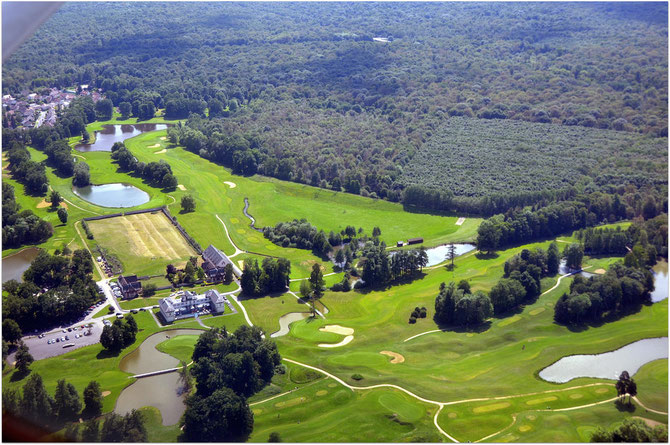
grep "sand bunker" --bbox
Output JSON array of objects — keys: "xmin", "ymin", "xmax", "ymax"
[
  {"xmin": 318, "ymin": 335, "xmax": 353, "ymax": 348},
  {"xmin": 455, "ymin": 217, "xmax": 466, "ymax": 226},
  {"xmin": 37, "ymin": 200, "xmax": 67, "ymax": 209},
  {"xmin": 224, "ymin": 181, "xmax": 237, "ymax": 188},
  {"xmin": 101, "ymin": 391, "xmax": 111, "ymax": 397},
  {"xmin": 148, "ymin": 144, "xmax": 161, "ymax": 148},
  {"xmin": 154, "ymin": 149, "xmax": 167, "ymax": 154},
  {"xmin": 177, "ymin": 184, "xmax": 187, "ymax": 191},
  {"xmin": 160, "ymin": 137, "xmax": 167, "ymax": 141},
  {"xmin": 380, "ymin": 351, "xmax": 405, "ymax": 364},
  {"xmin": 319, "ymin": 325, "xmax": 354, "ymax": 336},
  {"xmin": 594, "ymin": 268, "xmax": 606, "ymax": 274}
]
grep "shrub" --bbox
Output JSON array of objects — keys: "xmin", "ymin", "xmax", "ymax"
[{"xmin": 351, "ymin": 374, "xmax": 363, "ymax": 381}]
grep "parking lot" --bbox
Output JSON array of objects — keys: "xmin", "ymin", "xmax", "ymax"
[{"xmin": 11, "ymin": 322, "xmax": 103, "ymax": 361}]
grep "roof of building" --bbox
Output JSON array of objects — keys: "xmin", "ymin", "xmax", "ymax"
[
  {"xmin": 206, "ymin": 289, "xmax": 227, "ymax": 304},
  {"xmin": 203, "ymin": 245, "xmax": 230, "ymax": 268}
]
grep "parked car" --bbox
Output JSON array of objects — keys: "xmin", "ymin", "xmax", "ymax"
[{"xmin": 55, "ymin": 338, "xmax": 60, "ymax": 343}]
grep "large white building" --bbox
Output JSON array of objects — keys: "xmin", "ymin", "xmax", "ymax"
[{"xmin": 159, "ymin": 288, "xmax": 228, "ymax": 323}]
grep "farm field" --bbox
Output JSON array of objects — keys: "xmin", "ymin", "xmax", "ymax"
[
  {"xmin": 87, "ymin": 211, "xmax": 197, "ymax": 277},
  {"xmin": 401, "ymin": 117, "xmax": 668, "ymax": 197}
]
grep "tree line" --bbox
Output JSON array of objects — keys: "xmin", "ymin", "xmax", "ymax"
[
  {"xmin": 2, "ymin": 373, "xmax": 147, "ymax": 442},
  {"xmin": 110, "ymin": 142, "xmax": 178, "ymax": 189},
  {"xmin": 2, "ymin": 183, "xmax": 53, "ymax": 248},
  {"xmin": 359, "ymin": 240, "xmax": 428, "ymax": 288},
  {"xmin": 554, "ymin": 262, "xmax": 655, "ymax": 325},
  {"xmin": 3, "ymin": 249, "xmax": 99, "ymax": 332},
  {"xmin": 182, "ymin": 325, "xmax": 281, "ymax": 441},
  {"xmin": 240, "ymin": 257, "xmax": 291, "ymax": 297},
  {"xmin": 475, "ymin": 190, "xmax": 665, "ymax": 253},
  {"xmin": 434, "ymin": 281, "xmax": 493, "ymax": 327}
]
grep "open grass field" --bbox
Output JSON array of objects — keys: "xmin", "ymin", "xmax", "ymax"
[{"xmin": 87, "ymin": 211, "xmax": 197, "ymax": 277}]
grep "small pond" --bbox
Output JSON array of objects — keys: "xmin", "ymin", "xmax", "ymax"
[
  {"xmin": 538, "ymin": 337, "xmax": 668, "ymax": 383},
  {"xmin": 650, "ymin": 260, "xmax": 668, "ymax": 303},
  {"xmin": 73, "ymin": 183, "xmax": 150, "ymax": 208},
  {"xmin": 390, "ymin": 243, "xmax": 476, "ymax": 267},
  {"xmin": 115, "ymin": 329, "xmax": 203, "ymax": 426},
  {"xmin": 74, "ymin": 124, "xmax": 169, "ymax": 152},
  {"xmin": 2, "ymin": 247, "xmax": 41, "ymax": 283},
  {"xmin": 558, "ymin": 259, "xmax": 596, "ymax": 278}
]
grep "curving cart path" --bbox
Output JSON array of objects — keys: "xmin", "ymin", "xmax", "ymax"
[{"xmin": 282, "ymin": 358, "xmax": 621, "ymax": 443}]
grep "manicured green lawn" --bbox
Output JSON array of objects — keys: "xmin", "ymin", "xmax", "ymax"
[{"xmin": 155, "ymin": 335, "xmax": 199, "ymax": 363}]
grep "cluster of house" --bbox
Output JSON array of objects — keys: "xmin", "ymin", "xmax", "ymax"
[
  {"xmin": 2, "ymin": 85, "xmax": 102, "ymax": 129},
  {"xmin": 110, "ymin": 244, "xmax": 242, "ymax": 323}
]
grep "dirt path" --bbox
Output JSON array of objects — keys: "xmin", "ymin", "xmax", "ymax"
[
  {"xmin": 633, "ymin": 396, "xmax": 668, "ymax": 415},
  {"xmin": 74, "ymin": 221, "xmax": 106, "ymax": 279},
  {"xmin": 289, "ymin": 272, "xmax": 338, "ymax": 282},
  {"xmin": 404, "ymin": 329, "xmax": 443, "ymax": 343},
  {"xmin": 215, "ymin": 214, "xmax": 245, "ymax": 258},
  {"xmin": 474, "ymin": 415, "xmax": 517, "ymax": 443},
  {"xmin": 540, "ymin": 266, "xmax": 591, "ymax": 297}
]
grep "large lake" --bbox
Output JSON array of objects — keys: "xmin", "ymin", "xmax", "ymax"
[
  {"xmin": 73, "ymin": 183, "xmax": 150, "ymax": 208},
  {"xmin": 116, "ymin": 329, "xmax": 203, "ymax": 426},
  {"xmin": 539, "ymin": 337, "xmax": 668, "ymax": 383},
  {"xmin": 2, "ymin": 247, "xmax": 41, "ymax": 283},
  {"xmin": 74, "ymin": 124, "xmax": 169, "ymax": 152}
]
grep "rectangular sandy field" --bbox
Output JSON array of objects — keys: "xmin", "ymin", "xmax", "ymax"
[{"xmin": 87, "ymin": 211, "xmax": 197, "ymax": 276}]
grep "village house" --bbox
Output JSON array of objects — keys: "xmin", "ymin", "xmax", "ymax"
[
  {"xmin": 202, "ymin": 244, "xmax": 242, "ymax": 281},
  {"xmin": 118, "ymin": 274, "xmax": 142, "ymax": 299}
]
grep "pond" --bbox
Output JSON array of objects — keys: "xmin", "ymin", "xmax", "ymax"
[
  {"xmin": 73, "ymin": 183, "xmax": 150, "ymax": 208},
  {"xmin": 651, "ymin": 260, "xmax": 668, "ymax": 303},
  {"xmin": 116, "ymin": 329, "xmax": 203, "ymax": 425},
  {"xmin": 390, "ymin": 243, "xmax": 476, "ymax": 267},
  {"xmin": 74, "ymin": 124, "xmax": 169, "ymax": 152},
  {"xmin": 538, "ymin": 337, "xmax": 668, "ymax": 383},
  {"xmin": 2, "ymin": 247, "xmax": 41, "ymax": 283}
]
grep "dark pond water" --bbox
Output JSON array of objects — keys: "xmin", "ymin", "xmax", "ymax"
[
  {"xmin": 116, "ymin": 329, "xmax": 203, "ymax": 426},
  {"xmin": 651, "ymin": 260, "xmax": 668, "ymax": 303},
  {"xmin": 73, "ymin": 183, "xmax": 150, "ymax": 208},
  {"xmin": 74, "ymin": 124, "xmax": 169, "ymax": 152},
  {"xmin": 2, "ymin": 247, "xmax": 41, "ymax": 283},
  {"xmin": 538, "ymin": 337, "xmax": 668, "ymax": 383}
]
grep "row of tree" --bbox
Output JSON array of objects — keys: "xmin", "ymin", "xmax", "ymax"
[
  {"xmin": 3, "ymin": 374, "xmax": 104, "ymax": 431},
  {"xmin": 182, "ymin": 325, "xmax": 281, "ymax": 441},
  {"xmin": 2, "ymin": 250, "xmax": 99, "ymax": 332},
  {"xmin": 263, "ymin": 219, "xmax": 333, "ymax": 257},
  {"xmin": 240, "ymin": 257, "xmax": 291, "ymax": 296},
  {"xmin": 359, "ymin": 241, "xmax": 428, "ymax": 288},
  {"xmin": 110, "ymin": 142, "xmax": 178, "ymax": 189},
  {"xmin": 576, "ymin": 215, "xmax": 668, "ymax": 259},
  {"xmin": 2, "ymin": 183, "xmax": 53, "ymax": 248},
  {"xmin": 475, "ymin": 191, "xmax": 660, "ymax": 252},
  {"xmin": 434, "ymin": 281, "xmax": 493, "ymax": 327},
  {"xmin": 5, "ymin": 141, "xmax": 49, "ymax": 196}
]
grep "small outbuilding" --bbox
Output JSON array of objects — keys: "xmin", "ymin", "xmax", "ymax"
[{"xmin": 407, "ymin": 237, "xmax": 424, "ymax": 245}]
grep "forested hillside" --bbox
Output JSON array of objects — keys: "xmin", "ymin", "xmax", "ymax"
[{"xmin": 3, "ymin": 2, "xmax": 667, "ymax": 211}]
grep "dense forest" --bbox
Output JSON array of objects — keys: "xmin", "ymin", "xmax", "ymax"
[{"xmin": 3, "ymin": 2, "xmax": 667, "ymax": 214}]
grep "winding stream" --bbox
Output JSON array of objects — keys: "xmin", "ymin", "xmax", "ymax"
[{"xmin": 243, "ymin": 198, "xmax": 263, "ymax": 232}]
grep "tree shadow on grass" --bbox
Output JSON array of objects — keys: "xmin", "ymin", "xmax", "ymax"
[
  {"xmin": 475, "ymin": 251, "xmax": 499, "ymax": 260},
  {"xmin": 433, "ymin": 317, "xmax": 492, "ymax": 334},
  {"xmin": 9, "ymin": 368, "xmax": 31, "ymax": 382},
  {"xmin": 96, "ymin": 348, "xmax": 122, "ymax": 360},
  {"xmin": 614, "ymin": 399, "xmax": 636, "ymax": 413},
  {"xmin": 355, "ymin": 272, "xmax": 428, "ymax": 295}
]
